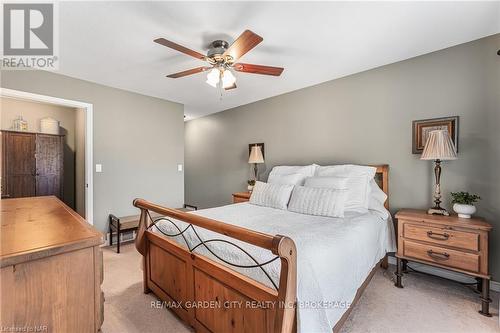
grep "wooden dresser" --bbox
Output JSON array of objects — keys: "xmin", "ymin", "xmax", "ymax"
[
  {"xmin": 1, "ymin": 196, "xmax": 104, "ymax": 332},
  {"xmin": 232, "ymin": 191, "xmax": 251, "ymax": 203},
  {"xmin": 395, "ymin": 209, "xmax": 492, "ymax": 316}
]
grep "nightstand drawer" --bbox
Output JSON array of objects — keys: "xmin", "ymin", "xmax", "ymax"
[
  {"xmin": 232, "ymin": 192, "xmax": 251, "ymax": 203},
  {"xmin": 233, "ymin": 196, "xmax": 249, "ymax": 203},
  {"xmin": 403, "ymin": 223, "xmax": 479, "ymax": 251},
  {"xmin": 403, "ymin": 240, "xmax": 479, "ymax": 273}
]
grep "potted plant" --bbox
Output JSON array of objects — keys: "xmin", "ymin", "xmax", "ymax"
[
  {"xmin": 247, "ymin": 179, "xmax": 256, "ymax": 192},
  {"xmin": 451, "ymin": 191, "xmax": 481, "ymax": 219}
]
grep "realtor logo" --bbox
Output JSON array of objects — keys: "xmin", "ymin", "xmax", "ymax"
[
  {"xmin": 4, "ymin": 3, "xmax": 53, "ymax": 55},
  {"xmin": 2, "ymin": 2, "xmax": 58, "ymax": 69}
]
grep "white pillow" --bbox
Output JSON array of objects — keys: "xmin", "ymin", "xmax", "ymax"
[
  {"xmin": 249, "ymin": 181, "xmax": 294, "ymax": 210},
  {"xmin": 315, "ymin": 165, "xmax": 376, "ymax": 213},
  {"xmin": 269, "ymin": 165, "xmax": 317, "ymax": 177},
  {"xmin": 369, "ymin": 199, "xmax": 389, "ymax": 220},
  {"xmin": 368, "ymin": 179, "xmax": 389, "ymax": 219},
  {"xmin": 268, "ymin": 173, "xmax": 306, "ymax": 186},
  {"xmin": 315, "ymin": 164, "xmax": 376, "ymax": 178},
  {"xmin": 288, "ymin": 186, "xmax": 347, "ymax": 218},
  {"xmin": 369, "ymin": 179, "xmax": 387, "ymax": 204},
  {"xmin": 304, "ymin": 176, "xmax": 348, "ymax": 189}
]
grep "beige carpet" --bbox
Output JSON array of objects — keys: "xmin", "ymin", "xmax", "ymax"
[{"xmin": 101, "ymin": 243, "xmax": 499, "ymax": 333}]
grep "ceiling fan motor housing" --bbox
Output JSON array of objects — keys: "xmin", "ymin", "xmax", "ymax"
[{"xmin": 207, "ymin": 40, "xmax": 230, "ymax": 64}]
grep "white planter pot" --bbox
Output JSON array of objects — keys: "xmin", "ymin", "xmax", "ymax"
[
  {"xmin": 453, "ymin": 204, "xmax": 476, "ymax": 219},
  {"xmin": 247, "ymin": 185, "xmax": 254, "ymax": 192}
]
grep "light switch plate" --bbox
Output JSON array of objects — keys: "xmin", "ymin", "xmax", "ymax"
[
  {"xmin": 177, "ymin": 164, "xmax": 183, "ymax": 172},
  {"xmin": 95, "ymin": 164, "xmax": 102, "ymax": 173}
]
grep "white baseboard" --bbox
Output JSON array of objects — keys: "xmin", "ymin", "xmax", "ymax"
[{"xmin": 388, "ymin": 256, "xmax": 500, "ymax": 292}]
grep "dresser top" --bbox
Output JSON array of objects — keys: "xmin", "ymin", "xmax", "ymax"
[
  {"xmin": 395, "ymin": 209, "xmax": 492, "ymax": 231},
  {"xmin": 1, "ymin": 196, "xmax": 103, "ymax": 267}
]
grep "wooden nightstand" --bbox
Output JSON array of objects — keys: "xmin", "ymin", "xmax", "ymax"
[
  {"xmin": 395, "ymin": 209, "xmax": 493, "ymax": 316},
  {"xmin": 232, "ymin": 192, "xmax": 251, "ymax": 203}
]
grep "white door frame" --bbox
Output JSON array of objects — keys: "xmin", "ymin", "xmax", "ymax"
[{"xmin": 1, "ymin": 87, "xmax": 94, "ymax": 225}]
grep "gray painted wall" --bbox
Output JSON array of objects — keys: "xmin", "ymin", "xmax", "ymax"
[
  {"xmin": 185, "ymin": 34, "xmax": 500, "ymax": 280},
  {"xmin": 1, "ymin": 97, "xmax": 79, "ymax": 209},
  {"xmin": 1, "ymin": 71, "xmax": 185, "ymax": 232}
]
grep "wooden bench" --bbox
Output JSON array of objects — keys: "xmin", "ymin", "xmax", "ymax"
[
  {"xmin": 109, "ymin": 214, "xmax": 141, "ymax": 253},
  {"xmin": 109, "ymin": 204, "xmax": 197, "ymax": 253}
]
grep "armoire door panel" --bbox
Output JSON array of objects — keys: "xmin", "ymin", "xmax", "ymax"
[
  {"xmin": 1, "ymin": 133, "xmax": 8, "ymax": 198},
  {"xmin": 5, "ymin": 132, "xmax": 36, "ymax": 198},
  {"xmin": 36, "ymin": 174, "xmax": 61, "ymax": 197},
  {"xmin": 6, "ymin": 132, "xmax": 35, "ymax": 174},
  {"xmin": 9, "ymin": 175, "xmax": 36, "ymax": 198},
  {"xmin": 36, "ymin": 135, "xmax": 63, "ymax": 175},
  {"xmin": 36, "ymin": 134, "xmax": 63, "ymax": 199}
]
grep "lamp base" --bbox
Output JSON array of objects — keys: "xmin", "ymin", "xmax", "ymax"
[{"xmin": 427, "ymin": 207, "xmax": 450, "ymax": 216}]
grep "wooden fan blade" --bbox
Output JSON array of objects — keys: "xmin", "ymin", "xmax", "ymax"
[
  {"xmin": 225, "ymin": 83, "xmax": 237, "ymax": 90},
  {"xmin": 167, "ymin": 66, "xmax": 212, "ymax": 78},
  {"xmin": 154, "ymin": 38, "xmax": 206, "ymax": 60},
  {"xmin": 233, "ymin": 63, "xmax": 284, "ymax": 76},
  {"xmin": 223, "ymin": 30, "xmax": 263, "ymax": 61}
]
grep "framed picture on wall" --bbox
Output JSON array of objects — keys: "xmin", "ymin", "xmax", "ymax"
[{"xmin": 412, "ymin": 116, "xmax": 459, "ymax": 154}]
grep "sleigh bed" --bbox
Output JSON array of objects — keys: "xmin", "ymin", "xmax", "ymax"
[{"xmin": 133, "ymin": 165, "xmax": 393, "ymax": 333}]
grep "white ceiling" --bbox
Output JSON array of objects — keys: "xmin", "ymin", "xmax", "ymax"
[{"xmin": 58, "ymin": 2, "xmax": 500, "ymax": 120}]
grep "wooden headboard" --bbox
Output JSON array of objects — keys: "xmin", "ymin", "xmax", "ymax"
[{"xmin": 374, "ymin": 164, "xmax": 389, "ymax": 209}]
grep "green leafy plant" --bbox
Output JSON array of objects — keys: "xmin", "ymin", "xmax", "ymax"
[
  {"xmin": 247, "ymin": 179, "xmax": 256, "ymax": 186},
  {"xmin": 451, "ymin": 191, "xmax": 481, "ymax": 205}
]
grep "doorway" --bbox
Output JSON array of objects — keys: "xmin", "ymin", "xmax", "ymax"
[{"xmin": 0, "ymin": 88, "xmax": 94, "ymax": 224}]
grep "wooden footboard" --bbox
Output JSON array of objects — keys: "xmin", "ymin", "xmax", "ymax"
[{"xmin": 133, "ymin": 199, "xmax": 297, "ymax": 333}]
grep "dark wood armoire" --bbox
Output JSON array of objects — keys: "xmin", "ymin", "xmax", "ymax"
[{"xmin": 1, "ymin": 130, "xmax": 64, "ymax": 200}]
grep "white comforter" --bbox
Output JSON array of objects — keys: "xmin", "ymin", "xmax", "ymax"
[{"xmin": 153, "ymin": 202, "xmax": 396, "ymax": 333}]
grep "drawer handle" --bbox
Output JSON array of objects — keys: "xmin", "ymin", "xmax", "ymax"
[
  {"xmin": 427, "ymin": 250, "xmax": 450, "ymax": 260},
  {"xmin": 426, "ymin": 231, "xmax": 449, "ymax": 240}
]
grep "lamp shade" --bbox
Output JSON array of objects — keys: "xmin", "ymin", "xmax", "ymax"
[
  {"xmin": 421, "ymin": 130, "xmax": 457, "ymax": 160},
  {"xmin": 248, "ymin": 145, "xmax": 264, "ymax": 164}
]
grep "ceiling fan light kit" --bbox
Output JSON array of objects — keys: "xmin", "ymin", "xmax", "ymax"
[
  {"xmin": 205, "ymin": 67, "xmax": 236, "ymax": 89},
  {"xmin": 154, "ymin": 30, "xmax": 284, "ymax": 92},
  {"xmin": 221, "ymin": 70, "xmax": 236, "ymax": 88},
  {"xmin": 205, "ymin": 68, "xmax": 219, "ymax": 88}
]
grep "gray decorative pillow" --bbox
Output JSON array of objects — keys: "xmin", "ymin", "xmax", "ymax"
[
  {"xmin": 288, "ymin": 186, "xmax": 347, "ymax": 218},
  {"xmin": 249, "ymin": 181, "xmax": 294, "ymax": 210}
]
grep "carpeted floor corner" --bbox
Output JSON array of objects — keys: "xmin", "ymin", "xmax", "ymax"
[
  {"xmin": 101, "ymin": 243, "xmax": 499, "ymax": 333},
  {"xmin": 340, "ymin": 268, "xmax": 499, "ymax": 333}
]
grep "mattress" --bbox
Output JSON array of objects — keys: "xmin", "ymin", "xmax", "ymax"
[{"xmin": 152, "ymin": 202, "xmax": 396, "ymax": 333}]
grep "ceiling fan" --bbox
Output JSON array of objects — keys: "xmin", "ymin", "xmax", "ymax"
[{"xmin": 154, "ymin": 30, "xmax": 284, "ymax": 91}]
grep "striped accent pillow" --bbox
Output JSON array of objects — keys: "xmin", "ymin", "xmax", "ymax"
[
  {"xmin": 249, "ymin": 181, "xmax": 294, "ymax": 210},
  {"xmin": 288, "ymin": 186, "xmax": 347, "ymax": 218}
]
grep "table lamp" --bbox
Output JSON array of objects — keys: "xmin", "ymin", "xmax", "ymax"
[
  {"xmin": 421, "ymin": 129, "xmax": 457, "ymax": 215},
  {"xmin": 248, "ymin": 144, "xmax": 264, "ymax": 181}
]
